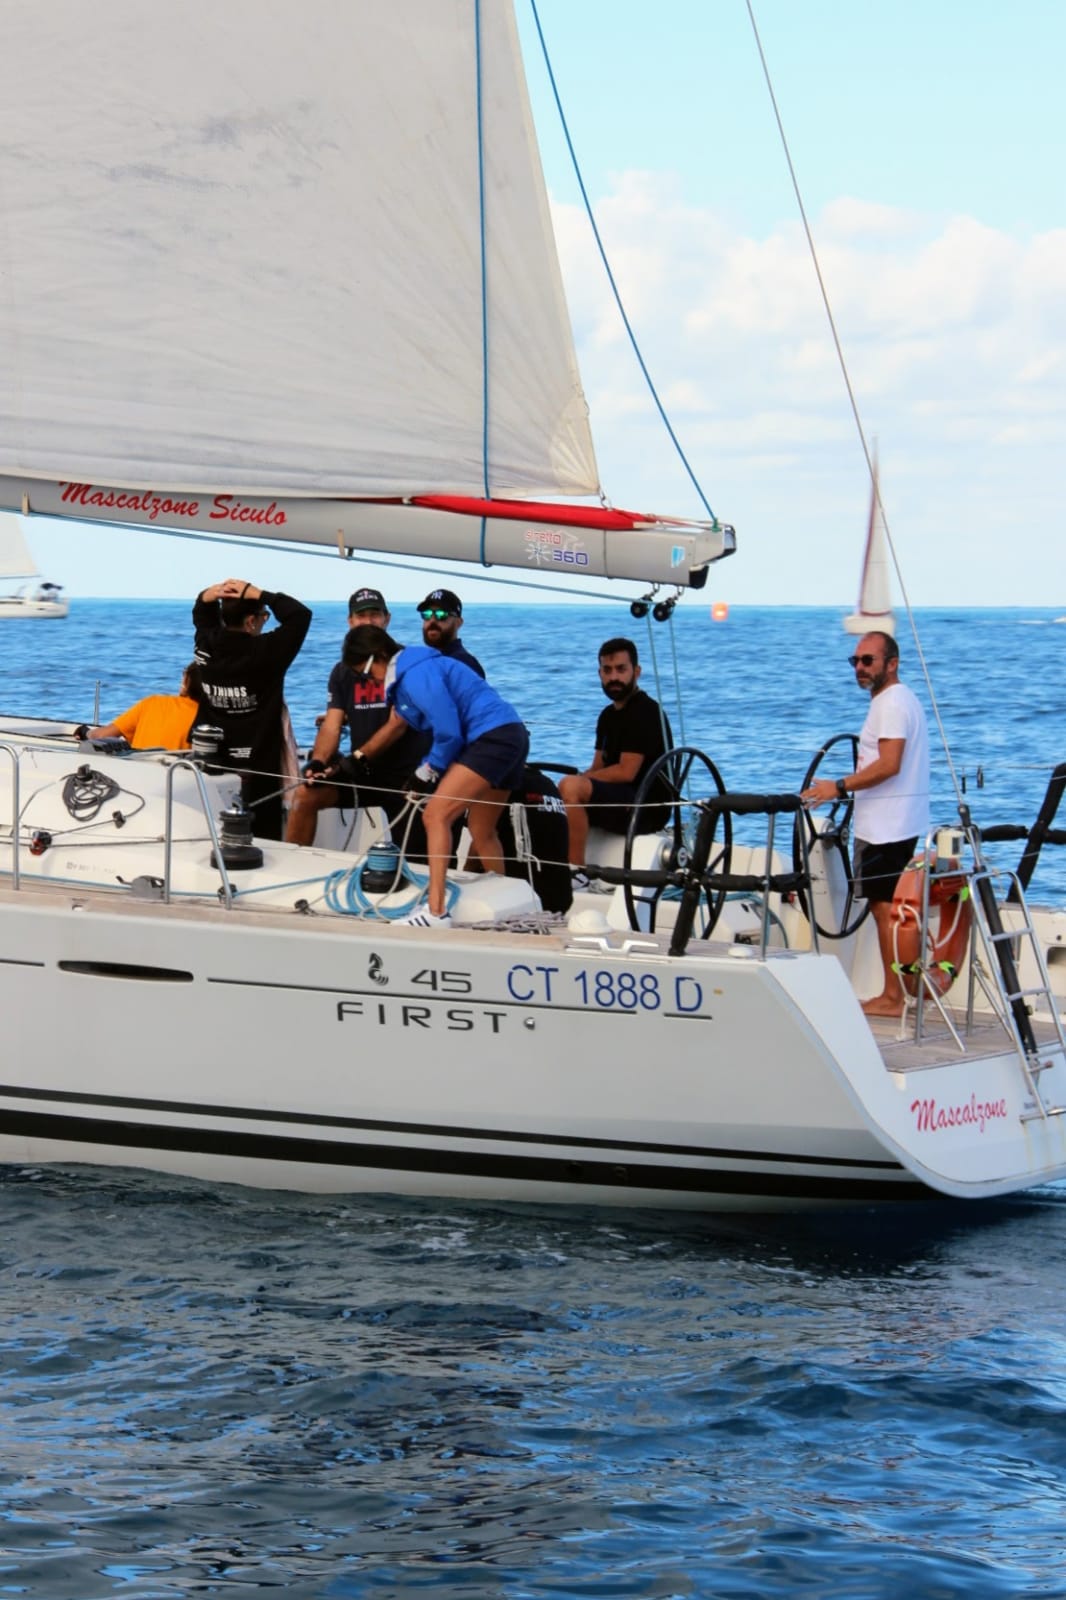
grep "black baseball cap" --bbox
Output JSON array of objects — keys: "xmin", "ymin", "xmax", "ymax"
[
  {"xmin": 348, "ymin": 587, "xmax": 387, "ymax": 615},
  {"xmin": 418, "ymin": 588, "xmax": 462, "ymax": 617}
]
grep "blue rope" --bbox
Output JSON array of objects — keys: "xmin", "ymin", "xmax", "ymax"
[
  {"xmin": 528, "ymin": 0, "xmax": 718, "ymax": 525},
  {"xmin": 322, "ymin": 859, "xmax": 460, "ymax": 921}
]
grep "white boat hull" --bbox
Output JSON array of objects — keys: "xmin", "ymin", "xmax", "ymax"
[
  {"xmin": 0, "ymin": 595, "xmax": 69, "ymax": 618},
  {"xmin": 0, "ymin": 884, "xmax": 936, "ymax": 1206},
  {"xmin": 1, "ymin": 725, "xmax": 1064, "ymax": 1209}
]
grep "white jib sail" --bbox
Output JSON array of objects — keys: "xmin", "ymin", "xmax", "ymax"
[
  {"xmin": 0, "ymin": 513, "xmax": 40, "ymax": 580},
  {"xmin": 0, "ymin": 1, "xmax": 598, "ymax": 502},
  {"xmin": 844, "ymin": 462, "xmax": 896, "ymax": 635}
]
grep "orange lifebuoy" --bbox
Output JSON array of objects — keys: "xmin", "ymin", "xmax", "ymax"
[{"xmin": 890, "ymin": 855, "xmax": 973, "ymax": 998}]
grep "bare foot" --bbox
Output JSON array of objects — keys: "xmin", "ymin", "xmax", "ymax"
[{"xmin": 862, "ymin": 996, "xmax": 906, "ymax": 1018}]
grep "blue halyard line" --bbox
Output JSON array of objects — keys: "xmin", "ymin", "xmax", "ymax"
[
  {"xmin": 528, "ymin": 0, "xmax": 718, "ymax": 526},
  {"xmin": 475, "ymin": 0, "xmax": 491, "ymax": 567}
]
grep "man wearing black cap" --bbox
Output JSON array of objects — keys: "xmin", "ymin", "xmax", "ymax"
[
  {"xmin": 285, "ymin": 585, "xmax": 428, "ymax": 846},
  {"xmin": 346, "ymin": 587, "xmax": 390, "ymax": 630},
  {"xmin": 417, "ymin": 588, "xmax": 484, "ymax": 678},
  {"xmin": 192, "ymin": 576, "xmax": 312, "ymax": 840}
]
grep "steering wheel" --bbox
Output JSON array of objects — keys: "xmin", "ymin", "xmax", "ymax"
[
  {"xmin": 793, "ymin": 732, "xmax": 870, "ymax": 939},
  {"xmin": 622, "ymin": 747, "xmax": 732, "ymax": 936}
]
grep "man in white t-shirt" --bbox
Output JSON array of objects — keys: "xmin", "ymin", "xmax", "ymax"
[{"xmin": 802, "ymin": 632, "xmax": 930, "ymax": 1016}]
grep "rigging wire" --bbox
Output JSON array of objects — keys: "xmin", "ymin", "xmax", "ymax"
[
  {"xmin": 641, "ymin": 612, "xmax": 687, "ymax": 753},
  {"xmin": 745, "ymin": 0, "xmax": 965, "ymax": 806},
  {"xmin": 527, "ymin": 0, "xmax": 718, "ymax": 528}
]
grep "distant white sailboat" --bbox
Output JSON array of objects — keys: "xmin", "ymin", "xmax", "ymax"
[
  {"xmin": 843, "ymin": 457, "xmax": 895, "ymax": 636},
  {"xmin": 0, "ymin": 512, "xmax": 68, "ymax": 618}
]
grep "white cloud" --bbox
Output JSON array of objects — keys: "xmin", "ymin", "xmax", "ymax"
[
  {"xmin": 820, "ymin": 196, "xmax": 922, "ymax": 237},
  {"xmin": 550, "ymin": 174, "xmax": 1066, "ymax": 603}
]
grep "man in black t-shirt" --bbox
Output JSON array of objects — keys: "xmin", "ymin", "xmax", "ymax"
[
  {"xmin": 559, "ymin": 637, "xmax": 672, "ymax": 871},
  {"xmin": 285, "ymin": 585, "xmax": 429, "ymax": 846}
]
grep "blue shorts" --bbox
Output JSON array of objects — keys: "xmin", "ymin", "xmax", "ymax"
[{"xmin": 457, "ymin": 722, "xmax": 529, "ymax": 790}]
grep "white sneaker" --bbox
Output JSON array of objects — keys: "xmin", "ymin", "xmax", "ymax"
[
  {"xmin": 572, "ymin": 869, "xmax": 610, "ymax": 894},
  {"xmin": 400, "ymin": 906, "xmax": 452, "ymax": 929}
]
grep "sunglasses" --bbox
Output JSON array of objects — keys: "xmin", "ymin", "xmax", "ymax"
[
  {"xmin": 420, "ymin": 608, "xmax": 454, "ymax": 621},
  {"xmin": 847, "ymin": 653, "xmax": 881, "ymax": 668}
]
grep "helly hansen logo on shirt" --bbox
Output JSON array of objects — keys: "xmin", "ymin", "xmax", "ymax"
[{"xmin": 351, "ymin": 679, "xmax": 385, "ymax": 707}]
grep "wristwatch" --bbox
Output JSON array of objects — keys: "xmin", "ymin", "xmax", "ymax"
[{"xmin": 836, "ymin": 777, "xmax": 848, "ymax": 799}]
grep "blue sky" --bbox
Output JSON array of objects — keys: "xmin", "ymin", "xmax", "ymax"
[{"xmin": 19, "ymin": 0, "xmax": 1065, "ymax": 608}]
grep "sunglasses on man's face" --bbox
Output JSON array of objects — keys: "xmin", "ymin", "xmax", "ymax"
[
  {"xmin": 420, "ymin": 608, "xmax": 453, "ymax": 621},
  {"xmin": 848, "ymin": 653, "xmax": 881, "ymax": 668}
]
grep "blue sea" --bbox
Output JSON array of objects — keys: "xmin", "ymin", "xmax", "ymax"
[{"xmin": 2, "ymin": 600, "xmax": 1065, "ymax": 1598}]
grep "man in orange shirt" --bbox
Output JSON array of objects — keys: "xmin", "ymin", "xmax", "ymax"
[{"xmin": 79, "ymin": 663, "xmax": 202, "ymax": 750}]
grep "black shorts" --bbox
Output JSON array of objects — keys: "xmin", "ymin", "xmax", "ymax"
[
  {"xmin": 854, "ymin": 836, "xmax": 918, "ymax": 903},
  {"xmin": 586, "ymin": 778, "xmax": 668, "ymax": 837},
  {"xmin": 314, "ymin": 761, "xmax": 412, "ymax": 826}
]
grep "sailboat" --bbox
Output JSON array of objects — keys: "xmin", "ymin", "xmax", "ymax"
[
  {"xmin": 0, "ymin": 512, "xmax": 68, "ymax": 619},
  {"xmin": 843, "ymin": 457, "xmax": 895, "ymax": 637},
  {"xmin": 0, "ymin": 2, "xmax": 1063, "ymax": 1209}
]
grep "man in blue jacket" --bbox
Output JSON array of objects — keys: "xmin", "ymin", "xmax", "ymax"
[{"xmin": 343, "ymin": 626, "xmax": 528, "ymax": 927}]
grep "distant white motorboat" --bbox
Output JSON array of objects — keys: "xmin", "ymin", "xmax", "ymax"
[
  {"xmin": 843, "ymin": 457, "xmax": 895, "ymax": 637},
  {"xmin": 0, "ymin": 512, "xmax": 69, "ymax": 619}
]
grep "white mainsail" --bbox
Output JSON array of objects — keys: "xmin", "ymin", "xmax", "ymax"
[
  {"xmin": 843, "ymin": 460, "xmax": 896, "ymax": 635},
  {"xmin": 0, "ymin": 1, "xmax": 731, "ymax": 586},
  {"xmin": 0, "ymin": 513, "xmax": 39, "ymax": 580},
  {"xmin": 0, "ymin": 1, "xmax": 594, "ymax": 500}
]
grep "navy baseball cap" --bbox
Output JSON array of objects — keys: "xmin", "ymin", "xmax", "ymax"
[
  {"xmin": 348, "ymin": 587, "xmax": 387, "ymax": 615},
  {"xmin": 418, "ymin": 588, "xmax": 462, "ymax": 617}
]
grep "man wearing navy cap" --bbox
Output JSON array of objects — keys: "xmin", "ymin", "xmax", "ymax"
[{"xmin": 416, "ymin": 588, "xmax": 484, "ymax": 678}]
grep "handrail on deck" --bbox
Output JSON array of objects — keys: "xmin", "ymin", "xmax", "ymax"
[
  {"xmin": 0, "ymin": 740, "xmax": 236, "ymax": 909},
  {"xmin": 0, "ymin": 743, "xmax": 22, "ymax": 891},
  {"xmin": 164, "ymin": 760, "xmax": 235, "ymax": 908}
]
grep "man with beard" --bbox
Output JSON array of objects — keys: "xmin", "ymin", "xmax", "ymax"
[
  {"xmin": 416, "ymin": 588, "xmax": 485, "ymax": 678},
  {"xmin": 801, "ymin": 630, "xmax": 930, "ymax": 1016},
  {"xmin": 288, "ymin": 585, "xmax": 487, "ymax": 853},
  {"xmin": 559, "ymin": 637, "xmax": 672, "ymax": 878},
  {"xmin": 193, "ymin": 577, "xmax": 312, "ymax": 840}
]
